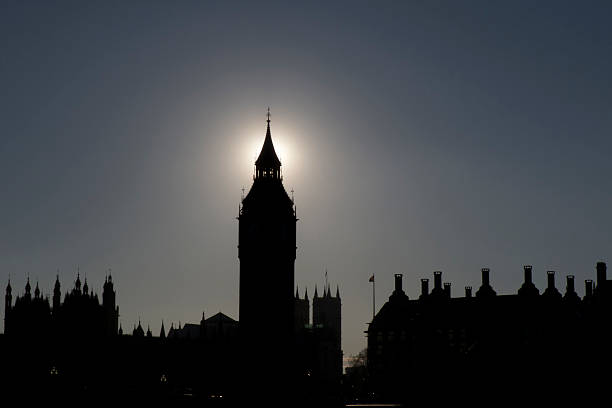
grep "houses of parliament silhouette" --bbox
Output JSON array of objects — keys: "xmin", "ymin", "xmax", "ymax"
[
  {"xmin": 2, "ymin": 112, "xmax": 611, "ymax": 404},
  {"xmin": 0, "ymin": 113, "xmax": 342, "ymax": 404}
]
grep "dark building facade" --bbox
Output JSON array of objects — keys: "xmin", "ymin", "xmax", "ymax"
[{"xmin": 366, "ymin": 262, "xmax": 612, "ymax": 403}]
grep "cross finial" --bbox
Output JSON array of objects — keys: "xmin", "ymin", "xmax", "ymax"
[{"xmin": 266, "ymin": 107, "xmax": 271, "ymax": 124}]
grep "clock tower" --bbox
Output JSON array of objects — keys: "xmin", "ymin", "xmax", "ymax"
[{"xmin": 238, "ymin": 110, "xmax": 297, "ymax": 352}]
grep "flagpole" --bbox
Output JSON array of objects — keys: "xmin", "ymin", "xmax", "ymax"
[{"xmin": 372, "ymin": 275, "xmax": 375, "ymax": 320}]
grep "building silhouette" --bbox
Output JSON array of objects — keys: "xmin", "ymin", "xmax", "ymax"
[
  {"xmin": 294, "ymin": 284, "xmax": 343, "ymax": 386},
  {"xmin": 0, "ymin": 112, "xmax": 342, "ymax": 404},
  {"xmin": 366, "ymin": 262, "xmax": 612, "ymax": 403},
  {"xmin": 238, "ymin": 109, "xmax": 297, "ymax": 352},
  {"xmin": 4, "ymin": 272, "xmax": 118, "ymax": 339}
]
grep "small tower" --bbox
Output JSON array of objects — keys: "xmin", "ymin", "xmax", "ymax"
[
  {"xmin": 34, "ymin": 282, "xmax": 40, "ymax": 299},
  {"xmin": 24, "ymin": 278, "xmax": 32, "ymax": 301},
  {"xmin": 133, "ymin": 320, "xmax": 144, "ymax": 337},
  {"xmin": 313, "ymin": 282, "xmax": 341, "ymax": 344},
  {"xmin": 102, "ymin": 272, "xmax": 119, "ymax": 336},
  {"xmin": 74, "ymin": 273, "xmax": 82, "ymax": 295},
  {"xmin": 4, "ymin": 279, "xmax": 12, "ymax": 334},
  {"xmin": 313, "ymin": 280, "xmax": 343, "ymax": 382},
  {"xmin": 53, "ymin": 275, "xmax": 61, "ymax": 315},
  {"xmin": 160, "ymin": 321, "xmax": 166, "ymax": 339},
  {"xmin": 294, "ymin": 286, "xmax": 310, "ymax": 332}
]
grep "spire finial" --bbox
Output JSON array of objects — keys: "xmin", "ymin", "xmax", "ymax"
[{"xmin": 266, "ymin": 107, "xmax": 271, "ymax": 124}]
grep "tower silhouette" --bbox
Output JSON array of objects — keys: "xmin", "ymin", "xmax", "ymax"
[
  {"xmin": 294, "ymin": 287, "xmax": 309, "ymax": 331},
  {"xmin": 313, "ymin": 284, "xmax": 341, "ymax": 346},
  {"xmin": 238, "ymin": 110, "xmax": 297, "ymax": 352},
  {"xmin": 4, "ymin": 278, "xmax": 11, "ymax": 333},
  {"xmin": 103, "ymin": 273, "xmax": 119, "ymax": 336}
]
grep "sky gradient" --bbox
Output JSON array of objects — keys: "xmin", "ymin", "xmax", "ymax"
[{"xmin": 1, "ymin": 1, "xmax": 612, "ymax": 362}]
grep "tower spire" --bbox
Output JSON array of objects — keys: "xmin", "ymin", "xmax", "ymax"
[{"xmin": 254, "ymin": 108, "xmax": 282, "ymax": 179}]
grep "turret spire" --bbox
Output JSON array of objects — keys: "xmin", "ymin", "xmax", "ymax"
[{"xmin": 160, "ymin": 320, "xmax": 166, "ymax": 339}]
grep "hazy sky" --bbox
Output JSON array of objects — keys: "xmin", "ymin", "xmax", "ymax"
[{"xmin": 1, "ymin": 1, "xmax": 612, "ymax": 361}]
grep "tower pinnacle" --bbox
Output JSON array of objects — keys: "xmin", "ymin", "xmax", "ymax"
[{"xmin": 254, "ymin": 108, "xmax": 282, "ymax": 180}]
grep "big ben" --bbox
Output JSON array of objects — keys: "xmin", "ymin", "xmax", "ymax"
[{"xmin": 238, "ymin": 110, "xmax": 297, "ymax": 353}]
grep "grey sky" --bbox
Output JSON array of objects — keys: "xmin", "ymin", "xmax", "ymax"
[{"xmin": 1, "ymin": 1, "xmax": 611, "ymax": 360}]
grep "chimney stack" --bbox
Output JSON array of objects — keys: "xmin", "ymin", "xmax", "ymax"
[
  {"xmin": 434, "ymin": 271, "xmax": 442, "ymax": 290},
  {"xmin": 465, "ymin": 286, "xmax": 472, "ymax": 298},
  {"xmin": 585, "ymin": 280, "xmax": 593, "ymax": 298},
  {"xmin": 566, "ymin": 275, "xmax": 575, "ymax": 293},
  {"xmin": 547, "ymin": 271, "xmax": 556, "ymax": 289},
  {"xmin": 421, "ymin": 279, "xmax": 429, "ymax": 297},
  {"xmin": 394, "ymin": 274, "xmax": 403, "ymax": 292},
  {"xmin": 444, "ymin": 282, "xmax": 451, "ymax": 298},
  {"xmin": 481, "ymin": 268, "xmax": 490, "ymax": 286},
  {"xmin": 524, "ymin": 265, "xmax": 533, "ymax": 284},
  {"xmin": 596, "ymin": 262, "xmax": 607, "ymax": 288}
]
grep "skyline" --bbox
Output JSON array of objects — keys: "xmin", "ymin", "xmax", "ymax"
[{"xmin": 2, "ymin": 1, "xmax": 612, "ymax": 362}]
